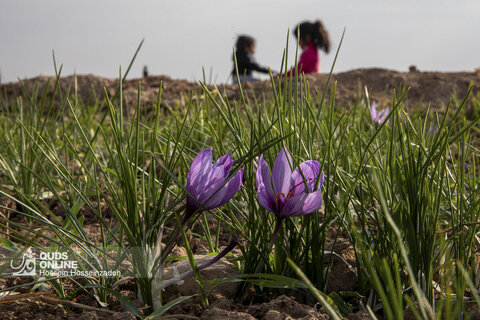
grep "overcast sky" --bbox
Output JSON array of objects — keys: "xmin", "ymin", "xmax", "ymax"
[{"xmin": 1, "ymin": 0, "xmax": 479, "ymax": 84}]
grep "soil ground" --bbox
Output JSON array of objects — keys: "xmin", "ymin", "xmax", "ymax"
[{"xmin": 2, "ymin": 68, "xmax": 480, "ymax": 113}]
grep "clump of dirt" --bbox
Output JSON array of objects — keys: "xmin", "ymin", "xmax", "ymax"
[
  {"xmin": 324, "ymin": 229, "xmax": 357, "ymax": 293},
  {"xmin": 2, "ymin": 68, "xmax": 479, "ymax": 112}
]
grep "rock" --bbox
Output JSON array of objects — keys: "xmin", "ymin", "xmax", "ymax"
[
  {"xmin": 409, "ymin": 65, "xmax": 419, "ymax": 73},
  {"xmin": 171, "ymin": 245, "xmax": 187, "ymax": 257},
  {"xmin": 246, "ymin": 295, "xmax": 326, "ymax": 320},
  {"xmin": 209, "ymin": 294, "xmax": 242, "ymax": 311},
  {"xmin": 112, "ymin": 311, "xmax": 137, "ymax": 320},
  {"xmin": 345, "ymin": 311, "xmax": 372, "ymax": 319},
  {"xmin": 403, "ymin": 296, "xmax": 435, "ymax": 320},
  {"xmin": 73, "ymin": 312, "xmax": 99, "ymax": 320},
  {"xmin": 324, "ymin": 229, "xmax": 358, "ymax": 293},
  {"xmin": 190, "ymin": 238, "xmax": 210, "ymax": 254},
  {"xmin": 201, "ymin": 307, "xmax": 256, "ymax": 320},
  {"xmin": 263, "ymin": 309, "xmax": 291, "ymax": 320},
  {"xmin": 161, "ymin": 254, "xmax": 239, "ymax": 300}
]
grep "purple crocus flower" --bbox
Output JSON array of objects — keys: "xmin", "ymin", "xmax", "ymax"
[
  {"xmin": 162, "ymin": 148, "xmax": 243, "ymax": 261},
  {"xmin": 185, "ymin": 148, "xmax": 244, "ymax": 219},
  {"xmin": 370, "ymin": 102, "xmax": 389, "ymax": 125},
  {"xmin": 256, "ymin": 147, "xmax": 324, "ymax": 218},
  {"xmin": 429, "ymin": 124, "xmax": 439, "ymax": 133},
  {"xmin": 465, "ymin": 163, "xmax": 471, "ymax": 172}
]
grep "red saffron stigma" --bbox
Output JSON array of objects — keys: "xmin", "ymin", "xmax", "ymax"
[{"xmin": 274, "ymin": 178, "xmax": 313, "ymax": 208}]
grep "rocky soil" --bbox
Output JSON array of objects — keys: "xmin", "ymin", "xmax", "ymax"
[{"xmin": 0, "ymin": 196, "xmax": 360, "ymax": 320}]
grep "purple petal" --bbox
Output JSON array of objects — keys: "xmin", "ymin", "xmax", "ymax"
[
  {"xmin": 257, "ymin": 185, "xmax": 277, "ymax": 213},
  {"xmin": 197, "ymin": 163, "xmax": 230, "ymax": 205},
  {"xmin": 213, "ymin": 153, "xmax": 233, "ymax": 176},
  {"xmin": 377, "ymin": 108, "xmax": 388, "ymax": 124},
  {"xmin": 192, "ymin": 153, "xmax": 233, "ymax": 206},
  {"xmin": 186, "ymin": 150, "xmax": 235, "ymax": 213},
  {"xmin": 186, "ymin": 149, "xmax": 214, "ymax": 211},
  {"xmin": 186, "ymin": 148, "xmax": 213, "ymax": 196},
  {"xmin": 289, "ymin": 160, "xmax": 321, "ymax": 194},
  {"xmin": 202, "ymin": 167, "xmax": 244, "ymax": 210},
  {"xmin": 370, "ymin": 102, "xmax": 377, "ymax": 122},
  {"xmin": 256, "ymin": 155, "xmax": 276, "ymax": 212},
  {"xmin": 384, "ymin": 108, "xmax": 390, "ymax": 124},
  {"xmin": 318, "ymin": 171, "xmax": 325, "ymax": 189},
  {"xmin": 280, "ymin": 189, "xmax": 323, "ymax": 217},
  {"xmin": 256, "ymin": 154, "xmax": 275, "ymax": 197},
  {"xmin": 272, "ymin": 147, "xmax": 294, "ymax": 195}
]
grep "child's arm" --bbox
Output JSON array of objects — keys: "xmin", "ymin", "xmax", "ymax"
[{"xmin": 246, "ymin": 55, "xmax": 269, "ymax": 74}]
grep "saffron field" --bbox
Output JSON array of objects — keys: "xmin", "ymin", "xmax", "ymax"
[{"xmin": 1, "ymin": 53, "xmax": 480, "ymax": 319}]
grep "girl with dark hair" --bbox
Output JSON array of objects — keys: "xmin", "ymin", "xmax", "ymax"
[
  {"xmin": 232, "ymin": 35, "xmax": 271, "ymax": 83},
  {"xmin": 285, "ymin": 20, "xmax": 330, "ymax": 76}
]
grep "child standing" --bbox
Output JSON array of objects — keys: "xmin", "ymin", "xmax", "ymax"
[
  {"xmin": 232, "ymin": 35, "xmax": 270, "ymax": 83},
  {"xmin": 285, "ymin": 20, "xmax": 330, "ymax": 77}
]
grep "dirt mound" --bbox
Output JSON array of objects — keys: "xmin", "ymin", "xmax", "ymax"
[
  {"xmin": 2, "ymin": 68, "xmax": 479, "ymax": 111},
  {"xmin": 327, "ymin": 68, "xmax": 479, "ymax": 108}
]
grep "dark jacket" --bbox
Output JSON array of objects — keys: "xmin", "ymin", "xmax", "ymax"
[{"xmin": 232, "ymin": 50, "xmax": 269, "ymax": 76}]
